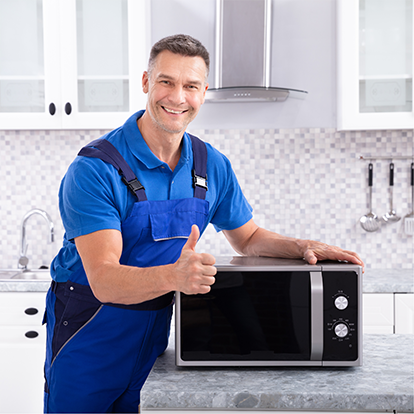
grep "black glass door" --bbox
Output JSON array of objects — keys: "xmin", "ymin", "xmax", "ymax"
[{"xmin": 179, "ymin": 271, "xmax": 311, "ymax": 361}]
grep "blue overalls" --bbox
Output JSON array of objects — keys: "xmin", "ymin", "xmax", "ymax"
[{"xmin": 43, "ymin": 135, "xmax": 209, "ymax": 413}]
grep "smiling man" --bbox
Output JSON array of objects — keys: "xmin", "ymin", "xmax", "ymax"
[{"xmin": 43, "ymin": 34, "xmax": 363, "ymax": 414}]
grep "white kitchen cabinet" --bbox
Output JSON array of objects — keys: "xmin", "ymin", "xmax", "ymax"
[
  {"xmin": 363, "ymin": 293, "xmax": 394, "ymax": 334},
  {"xmin": 395, "ymin": 293, "xmax": 414, "ymax": 334},
  {"xmin": 0, "ymin": 292, "xmax": 47, "ymax": 414},
  {"xmin": 337, "ymin": 0, "xmax": 414, "ymax": 130},
  {"xmin": 0, "ymin": 0, "xmax": 148, "ymax": 130},
  {"xmin": 363, "ymin": 292, "xmax": 414, "ymax": 334}
]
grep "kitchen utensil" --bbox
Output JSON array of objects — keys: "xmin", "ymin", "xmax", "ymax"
[
  {"xmin": 360, "ymin": 163, "xmax": 380, "ymax": 232},
  {"xmin": 404, "ymin": 162, "xmax": 414, "ymax": 235},
  {"xmin": 382, "ymin": 163, "xmax": 401, "ymax": 223}
]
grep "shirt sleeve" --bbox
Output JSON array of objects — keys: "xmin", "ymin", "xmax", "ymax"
[
  {"xmin": 206, "ymin": 146, "xmax": 253, "ymax": 232},
  {"xmin": 59, "ymin": 156, "xmax": 126, "ymax": 241}
]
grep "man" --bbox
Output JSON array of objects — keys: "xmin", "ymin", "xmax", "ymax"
[{"xmin": 43, "ymin": 34, "xmax": 363, "ymax": 413}]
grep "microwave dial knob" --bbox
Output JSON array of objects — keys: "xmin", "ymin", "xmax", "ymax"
[
  {"xmin": 334, "ymin": 322, "xmax": 349, "ymax": 338},
  {"xmin": 334, "ymin": 295, "xmax": 348, "ymax": 310}
]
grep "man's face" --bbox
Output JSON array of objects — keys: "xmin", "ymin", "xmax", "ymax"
[{"xmin": 142, "ymin": 50, "xmax": 208, "ymax": 135}]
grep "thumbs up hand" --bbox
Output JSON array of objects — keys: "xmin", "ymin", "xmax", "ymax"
[{"xmin": 172, "ymin": 225, "xmax": 217, "ymax": 294}]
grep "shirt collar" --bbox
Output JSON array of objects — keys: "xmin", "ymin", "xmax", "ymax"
[{"xmin": 122, "ymin": 110, "xmax": 191, "ymax": 170}]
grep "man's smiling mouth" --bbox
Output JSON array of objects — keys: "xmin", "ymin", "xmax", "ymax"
[{"xmin": 162, "ymin": 106, "xmax": 188, "ymax": 115}]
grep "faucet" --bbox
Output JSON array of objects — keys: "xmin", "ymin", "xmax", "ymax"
[{"xmin": 18, "ymin": 209, "xmax": 54, "ymax": 269}]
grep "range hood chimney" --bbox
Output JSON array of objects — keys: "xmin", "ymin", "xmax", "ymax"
[{"xmin": 205, "ymin": 0, "xmax": 307, "ymax": 103}]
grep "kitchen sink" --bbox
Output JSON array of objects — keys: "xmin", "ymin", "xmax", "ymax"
[{"xmin": 0, "ymin": 269, "xmax": 51, "ymax": 281}]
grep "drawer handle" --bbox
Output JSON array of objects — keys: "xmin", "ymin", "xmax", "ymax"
[
  {"xmin": 65, "ymin": 102, "xmax": 72, "ymax": 115},
  {"xmin": 24, "ymin": 308, "xmax": 39, "ymax": 316},
  {"xmin": 49, "ymin": 102, "xmax": 56, "ymax": 115},
  {"xmin": 25, "ymin": 331, "xmax": 39, "ymax": 339}
]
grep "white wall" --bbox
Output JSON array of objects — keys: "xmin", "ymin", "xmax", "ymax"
[{"xmin": 150, "ymin": 0, "xmax": 337, "ymax": 129}]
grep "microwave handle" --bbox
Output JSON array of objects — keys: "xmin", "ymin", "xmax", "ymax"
[{"xmin": 310, "ymin": 271, "xmax": 324, "ymax": 360}]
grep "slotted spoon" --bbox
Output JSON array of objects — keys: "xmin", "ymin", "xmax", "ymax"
[
  {"xmin": 360, "ymin": 163, "xmax": 380, "ymax": 232},
  {"xmin": 404, "ymin": 163, "xmax": 414, "ymax": 235}
]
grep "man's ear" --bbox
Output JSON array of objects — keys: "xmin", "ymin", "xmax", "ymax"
[
  {"xmin": 201, "ymin": 83, "xmax": 209, "ymax": 104},
  {"xmin": 142, "ymin": 71, "xmax": 149, "ymax": 94}
]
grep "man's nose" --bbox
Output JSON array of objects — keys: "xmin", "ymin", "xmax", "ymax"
[{"xmin": 168, "ymin": 86, "xmax": 186, "ymax": 104}]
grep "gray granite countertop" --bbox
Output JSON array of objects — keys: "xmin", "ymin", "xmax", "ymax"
[
  {"xmin": 1, "ymin": 268, "xmax": 412, "ymax": 293},
  {"xmin": 363, "ymin": 269, "xmax": 413, "ymax": 293},
  {"xmin": 141, "ymin": 334, "xmax": 414, "ymax": 412},
  {"xmin": 0, "ymin": 279, "xmax": 51, "ymax": 292}
]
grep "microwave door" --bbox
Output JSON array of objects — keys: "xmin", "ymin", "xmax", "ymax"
[{"xmin": 177, "ymin": 270, "xmax": 314, "ymax": 365}]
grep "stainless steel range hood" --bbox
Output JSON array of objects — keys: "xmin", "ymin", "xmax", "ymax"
[{"xmin": 205, "ymin": 0, "xmax": 307, "ymax": 103}]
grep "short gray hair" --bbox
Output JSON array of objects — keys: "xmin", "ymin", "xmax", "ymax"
[{"xmin": 147, "ymin": 34, "xmax": 210, "ymax": 80}]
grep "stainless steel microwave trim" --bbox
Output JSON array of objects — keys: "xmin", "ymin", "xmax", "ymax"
[
  {"xmin": 206, "ymin": 0, "xmax": 308, "ymax": 103},
  {"xmin": 310, "ymin": 271, "xmax": 323, "ymax": 361}
]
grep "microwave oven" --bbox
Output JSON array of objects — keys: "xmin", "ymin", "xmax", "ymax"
[{"xmin": 175, "ymin": 256, "xmax": 362, "ymax": 367}]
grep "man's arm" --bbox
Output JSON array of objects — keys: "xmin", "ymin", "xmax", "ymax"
[
  {"xmin": 223, "ymin": 219, "xmax": 364, "ymax": 269},
  {"xmin": 75, "ymin": 225, "xmax": 216, "ymax": 305}
]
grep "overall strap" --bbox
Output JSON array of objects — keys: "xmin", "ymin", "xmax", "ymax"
[
  {"xmin": 78, "ymin": 139, "xmax": 147, "ymax": 201},
  {"xmin": 189, "ymin": 134, "xmax": 208, "ymax": 200}
]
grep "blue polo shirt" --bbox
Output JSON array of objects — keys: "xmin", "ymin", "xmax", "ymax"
[{"xmin": 51, "ymin": 110, "xmax": 252, "ymax": 282}]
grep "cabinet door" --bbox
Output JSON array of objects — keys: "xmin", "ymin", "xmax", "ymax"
[
  {"xmin": 337, "ymin": 0, "xmax": 414, "ymax": 130},
  {"xmin": 59, "ymin": 0, "xmax": 148, "ymax": 129},
  {"xmin": 0, "ymin": 0, "xmax": 61, "ymax": 129},
  {"xmin": 363, "ymin": 293, "xmax": 394, "ymax": 334},
  {"xmin": 395, "ymin": 293, "xmax": 414, "ymax": 334},
  {"xmin": 0, "ymin": 0, "xmax": 148, "ymax": 130},
  {"xmin": 0, "ymin": 342, "xmax": 45, "ymax": 413}
]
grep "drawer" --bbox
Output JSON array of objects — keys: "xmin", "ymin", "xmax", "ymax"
[
  {"xmin": 0, "ymin": 292, "xmax": 46, "ymax": 326},
  {"xmin": 0, "ymin": 325, "xmax": 46, "ymax": 346}
]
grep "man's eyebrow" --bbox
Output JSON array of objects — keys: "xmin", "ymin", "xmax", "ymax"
[
  {"xmin": 156, "ymin": 73, "xmax": 174, "ymax": 80},
  {"xmin": 157, "ymin": 73, "xmax": 203, "ymax": 86}
]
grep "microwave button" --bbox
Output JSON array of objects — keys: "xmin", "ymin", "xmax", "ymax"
[
  {"xmin": 334, "ymin": 322, "xmax": 349, "ymax": 338},
  {"xmin": 334, "ymin": 295, "xmax": 349, "ymax": 310}
]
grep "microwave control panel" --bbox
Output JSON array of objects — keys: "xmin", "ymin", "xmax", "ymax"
[{"xmin": 322, "ymin": 271, "xmax": 359, "ymax": 361}]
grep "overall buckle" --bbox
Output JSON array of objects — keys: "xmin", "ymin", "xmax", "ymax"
[
  {"xmin": 192, "ymin": 169, "xmax": 208, "ymax": 190},
  {"xmin": 121, "ymin": 176, "xmax": 145, "ymax": 194}
]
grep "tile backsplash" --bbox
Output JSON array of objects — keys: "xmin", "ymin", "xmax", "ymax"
[{"xmin": 0, "ymin": 127, "xmax": 412, "ymax": 270}]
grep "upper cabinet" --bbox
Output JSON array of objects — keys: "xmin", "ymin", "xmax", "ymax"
[
  {"xmin": 337, "ymin": 0, "xmax": 414, "ymax": 130},
  {"xmin": 0, "ymin": 0, "xmax": 148, "ymax": 130}
]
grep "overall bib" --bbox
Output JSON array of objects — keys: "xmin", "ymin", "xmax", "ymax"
[{"xmin": 43, "ymin": 136, "xmax": 209, "ymax": 413}]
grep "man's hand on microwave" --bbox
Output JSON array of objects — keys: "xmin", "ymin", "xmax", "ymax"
[
  {"xmin": 222, "ymin": 219, "xmax": 365, "ymax": 272},
  {"xmin": 300, "ymin": 240, "xmax": 365, "ymax": 271}
]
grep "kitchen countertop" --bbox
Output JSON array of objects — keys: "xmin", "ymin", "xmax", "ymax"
[
  {"xmin": 0, "ymin": 268, "xmax": 412, "ymax": 293},
  {"xmin": 363, "ymin": 268, "xmax": 413, "ymax": 293},
  {"xmin": 141, "ymin": 334, "xmax": 414, "ymax": 412}
]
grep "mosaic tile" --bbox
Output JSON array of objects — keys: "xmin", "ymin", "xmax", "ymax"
[{"xmin": 0, "ymin": 127, "xmax": 412, "ymax": 270}]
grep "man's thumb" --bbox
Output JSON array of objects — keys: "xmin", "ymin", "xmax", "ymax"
[{"xmin": 183, "ymin": 224, "xmax": 200, "ymax": 252}]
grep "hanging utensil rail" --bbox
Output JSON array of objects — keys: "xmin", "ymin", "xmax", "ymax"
[{"xmin": 358, "ymin": 155, "xmax": 414, "ymax": 161}]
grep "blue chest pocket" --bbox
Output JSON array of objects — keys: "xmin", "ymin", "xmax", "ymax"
[
  {"xmin": 149, "ymin": 198, "xmax": 209, "ymax": 241},
  {"xmin": 120, "ymin": 198, "xmax": 209, "ymax": 268}
]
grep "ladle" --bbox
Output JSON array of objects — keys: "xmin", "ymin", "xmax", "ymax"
[
  {"xmin": 360, "ymin": 163, "xmax": 380, "ymax": 232},
  {"xmin": 382, "ymin": 163, "xmax": 401, "ymax": 223}
]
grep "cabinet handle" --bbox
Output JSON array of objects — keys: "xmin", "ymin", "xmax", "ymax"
[
  {"xmin": 25, "ymin": 331, "xmax": 39, "ymax": 339},
  {"xmin": 24, "ymin": 307, "xmax": 39, "ymax": 316},
  {"xmin": 65, "ymin": 102, "xmax": 72, "ymax": 115},
  {"xmin": 49, "ymin": 103, "xmax": 56, "ymax": 116}
]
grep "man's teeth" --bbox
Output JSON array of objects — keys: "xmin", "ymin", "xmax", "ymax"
[{"xmin": 164, "ymin": 107, "xmax": 184, "ymax": 114}]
